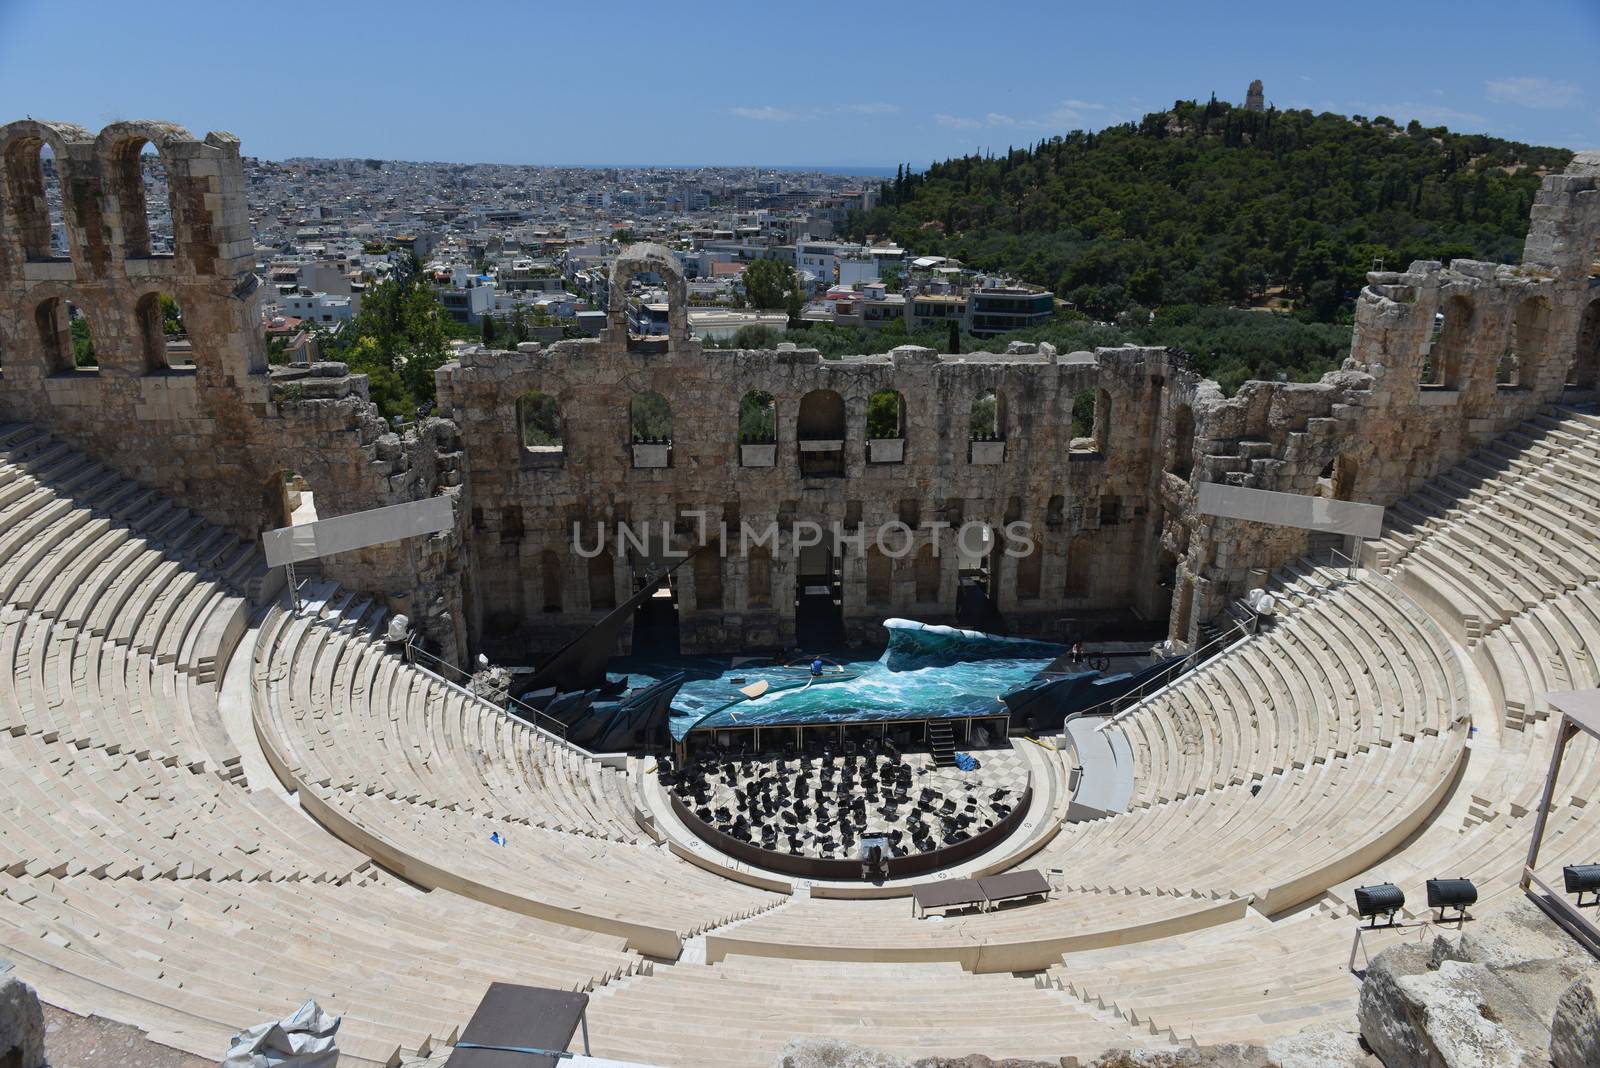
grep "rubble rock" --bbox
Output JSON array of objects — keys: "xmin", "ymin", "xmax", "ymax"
[
  {"xmin": 1551, "ymin": 970, "xmax": 1600, "ymax": 1068},
  {"xmin": 1263, "ymin": 1024, "xmax": 1374, "ymax": 1068},
  {"xmin": 0, "ymin": 958, "xmax": 46, "ymax": 1068},
  {"xmin": 1431, "ymin": 896, "xmax": 1587, "ymax": 969}
]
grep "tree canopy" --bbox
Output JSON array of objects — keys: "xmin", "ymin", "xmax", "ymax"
[
  {"xmin": 848, "ymin": 101, "xmax": 1569, "ymax": 324},
  {"xmin": 319, "ymin": 260, "xmax": 454, "ymax": 421},
  {"xmin": 741, "ymin": 258, "xmax": 805, "ymax": 322}
]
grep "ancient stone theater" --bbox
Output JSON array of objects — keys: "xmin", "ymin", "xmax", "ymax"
[{"xmin": 0, "ymin": 118, "xmax": 1598, "ymax": 1066}]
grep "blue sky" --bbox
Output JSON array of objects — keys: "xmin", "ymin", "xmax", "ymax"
[{"xmin": 1, "ymin": 0, "xmax": 1596, "ymax": 167}]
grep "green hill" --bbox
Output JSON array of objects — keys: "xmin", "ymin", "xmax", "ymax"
[{"xmin": 846, "ymin": 100, "xmax": 1571, "ymax": 325}]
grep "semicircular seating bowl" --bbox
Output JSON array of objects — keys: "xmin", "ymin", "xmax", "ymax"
[
  {"xmin": 2, "ymin": 404, "xmax": 1600, "ymax": 1065},
  {"xmin": 0, "ymin": 425, "xmax": 650, "ymax": 1066}
]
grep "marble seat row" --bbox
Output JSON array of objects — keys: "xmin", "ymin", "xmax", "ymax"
[
  {"xmin": 1119, "ymin": 570, "xmax": 1465, "ymax": 811},
  {"xmin": 0, "ymin": 424, "xmax": 662, "ymax": 1064},
  {"xmin": 0, "ymin": 868, "xmax": 644, "ymax": 1066},
  {"xmin": 250, "ymin": 597, "xmax": 784, "ymax": 955},
  {"xmin": 580, "ymin": 953, "xmax": 1165, "ymax": 1066},
  {"xmin": 1376, "ymin": 408, "xmax": 1600, "ymax": 643}
]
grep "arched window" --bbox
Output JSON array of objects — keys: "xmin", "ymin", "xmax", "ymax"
[
  {"xmin": 1572, "ymin": 299, "xmax": 1600, "ymax": 391},
  {"xmin": 1069, "ymin": 388, "xmax": 1104, "ymax": 454},
  {"xmin": 866, "ymin": 389, "xmax": 905, "ymax": 463},
  {"xmin": 970, "ymin": 390, "xmax": 1004, "ymax": 440},
  {"xmin": 747, "ymin": 545, "xmax": 773, "ymax": 608},
  {"xmin": 588, "ymin": 549, "xmax": 616, "ymax": 611},
  {"xmin": 4, "ymin": 138, "xmax": 68, "ymax": 262},
  {"xmin": 630, "ymin": 391, "xmax": 672, "ymax": 442},
  {"xmin": 540, "ymin": 550, "xmax": 563, "ymax": 613},
  {"xmin": 1168, "ymin": 403, "xmax": 1195, "ymax": 477},
  {"xmin": 135, "ymin": 291, "xmax": 187, "ymax": 372},
  {"xmin": 1064, "ymin": 535, "xmax": 1091, "ymax": 598},
  {"xmin": 517, "ymin": 390, "xmax": 562, "ymax": 451},
  {"xmin": 913, "ymin": 543, "xmax": 940, "ymax": 603},
  {"xmin": 41, "ymin": 299, "xmax": 97, "ymax": 372},
  {"xmin": 1505, "ymin": 295, "xmax": 1550, "ymax": 389},
  {"xmin": 738, "ymin": 389, "xmax": 775, "ymax": 444},
  {"xmin": 866, "ymin": 390, "xmax": 904, "ymax": 438},
  {"xmin": 112, "ymin": 140, "xmax": 175, "ymax": 258},
  {"xmin": 630, "ymin": 391, "xmax": 673, "ymax": 468},
  {"xmin": 693, "ymin": 542, "xmax": 723, "ymax": 610},
  {"xmin": 1424, "ymin": 296, "xmax": 1472, "ymax": 389},
  {"xmin": 866, "ymin": 546, "xmax": 892, "ymax": 605},
  {"xmin": 1014, "ymin": 540, "xmax": 1042, "ymax": 601},
  {"xmin": 798, "ymin": 389, "xmax": 846, "ymax": 477}
]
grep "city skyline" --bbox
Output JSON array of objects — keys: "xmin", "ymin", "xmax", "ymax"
[{"xmin": 1, "ymin": 0, "xmax": 1596, "ymax": 167}]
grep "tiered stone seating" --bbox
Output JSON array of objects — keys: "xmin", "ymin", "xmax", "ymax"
[
  {"xmin": 1120, "ymin": 573, "xmax": 1465, "ymax": 812},
  {"xmin": 2, "ymin": 392, "xmax": 1599, "ymax": 1066},
  {"xmin": 0, "ymin": 870, "xmax": 643, "ymax": 1065},
  {"xmin": 1374, "ymin": 407, "xmax": 1600, "ymax": 644},
  {"xmin": 582, "ymin": 954, "xmax": 1167, "ymax": 1065},
  {"xmin": 1043, "ymin": 904, "xmax": 1414, "ymax": 1048},
  {"xmin": 0, "ymin": 425, "xmax": 650, "ymax": 1064},
  {"xmin": 250, "ymin": 598, "xmax": 784, "ymax": 957}
]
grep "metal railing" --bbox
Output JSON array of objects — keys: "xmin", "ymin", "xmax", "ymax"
[
  {"xmin": 402, "ymin": 636, "xmax": 574, "ymax": 744},
  {"xmin": 1089, "ymin": 604, "xmax": 1262, "ymax": 733},
  {"xmin": 1323, "ymin": 545, "xmax": 1359, "ymax": 582}
]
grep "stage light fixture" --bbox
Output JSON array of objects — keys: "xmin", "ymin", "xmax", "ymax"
[
  {"xmin": 1563, "ymin": 864, "xmax": 1600, "ymax": 907},
  {"xmin": 1354, "ymin": 883, "xmax": 1404, "ymax": 928},
  {"xmin": 1426, "ymin": 878, "xmax": 1477, "ymax": 923}
]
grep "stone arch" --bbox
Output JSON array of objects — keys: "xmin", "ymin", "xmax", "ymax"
[
  {"xmin": 134, "ymin": 290, "xmax": 188, "ymax": 372},
  {"xmin": 798, "ymin": 389, "xmax": 846, "ymax": 440},
  {"xmin": 970, "ymin": 389, "xmax": 1005, "ymax": 440},
  {"xmin": 630, "ymin": 390, "xmax": 673, "ymax": 442},
  {"xmin": 1425, "ymin": 294, "xmax": 1473, "ymax": 389},
  {"xmin": 798, "ymin": 389, "xmax": 846, "ymax": 477},
  {"xmin": 34, "ymin": 296, "xmax": 94, "ymax": 375},
  {"xmin": 1168, "ymin": 402, "xmax": 1195, "ymax": 477},
  {"xmin": 606, "ymin": 242, "xmax": 688, "ymax": 346},
  {"xmin": 1567, "ymin": 298, "xmax": 1600, "ymax": 391},
  {"xmin": 1504, "ymin": 295, "xmax": 1551, "ymax": 389},
  {"xmin": 517, "ymin": 389, "xmax": 562, "ymax": 451},
  {"xmin": 588, "ymin": 548, "xmax": 616, "ymax": 611},
  {"xmin": 0, "ymin": 121, "xmax": 84, "ymax": 264},
  {"xmin": 96, "ymin": 121, "xmax": 191, "ymax": 261},
  {"xmin": 539, "ymin": 549, "xmax": 563, "ymax": 613}
]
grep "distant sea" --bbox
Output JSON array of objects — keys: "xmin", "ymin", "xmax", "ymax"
[{"xmin": 561, "ymin": 163, "xmax": 904, "ymax": 177}]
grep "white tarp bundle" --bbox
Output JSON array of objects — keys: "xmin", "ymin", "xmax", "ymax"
[
  {"xmin": 222, "ymin": 1000, "xmax": 340, "ymax": 1068},
  {"xmin": 1244, "ymin": 587, "xmax": 1278, "ymax": 617}
]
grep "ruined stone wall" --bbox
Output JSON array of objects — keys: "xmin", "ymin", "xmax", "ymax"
[
  {"xmin": 3, "ymin": 119, "xmax": 1594, "ymax": 664},
  {"xmin": 1169, "ymin": 151, "xmax": 1600, "ymax": 638},
  {"xmin": 437, "ymin": 248, "xmax": 1181, "ymax": 655},
  {"xmin": 0, "ymin": 119, "xmax": 467, "ymax": 660}
]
